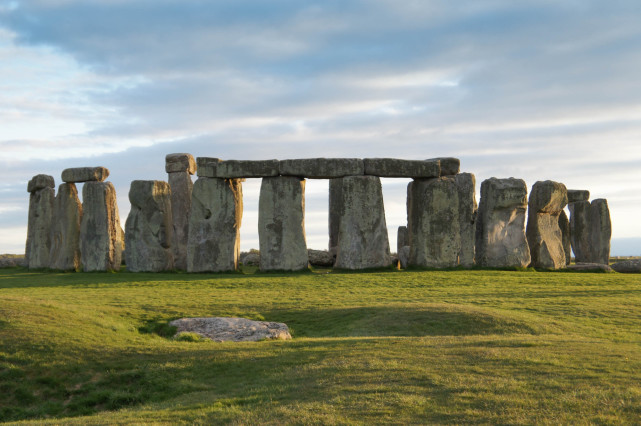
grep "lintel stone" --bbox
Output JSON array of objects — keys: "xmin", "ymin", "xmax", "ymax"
[
  {"xmin": 428, "ymin": 157, "xmax": 460, "ymax": 176},
  {"xmin": 364, "ymin": 158, "xmax": 439, "ymax": 178},
  {"xmin": 212, "ymin": 159, "xmax": 280, "ymax": 178},
  {"xmin": 280, "ymin": 158, "xmax": 364, "ymax": 178},
  {"xmin": 567, "ymin": 189, "xmax": 590, "ymax": 203},
  {"xmin": 61, "ymin": 167, "xmax": 109, "ymax": 183}
]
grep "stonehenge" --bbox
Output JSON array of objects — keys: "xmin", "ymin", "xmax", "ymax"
[
  {"xmin": 125, "ymin": 180, "xmax": 174, "ymax": 272},
  {"xmin": 24, "ymin": 156, "xmax": 617, "ymax": 273}
]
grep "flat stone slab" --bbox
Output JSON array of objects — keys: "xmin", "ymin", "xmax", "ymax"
[
  {"xmin": 210, "ymin": 159, "xmax": 280, "ymax": 178},
  {"xmin": 27, "ymin": 174, "xmax": 55, "ymax": 193},
  {"xmin": 166, "ymin": 153, "xmax": 196, "ymax": 174},
  {"xmin": 62, "ymin": 167, "xmax": 109, "ymax": 183},
  {"xmin": 564, "ymin": 263, "xmax": 613, "ymax": 272},
  {"xmin": 169, "ymin": 317, "xmax": 292, "ymax": 342},
  {"xmin": 611, "ymin": 259, "xmax": 641, "ymax": 273},
  {"xmin": 363, "ymin": 158, "xmax": 439, "ymax": 178},
  {"xmin": 308, "ymin": 249, "xmax": 334, "ymax": 267},
  {"xmin": 427, "ymin": 157, "xmax": 460, "ymax": 176},
  {"xmin": 567, "ymin": 189, "xmax": 590, "ymax": 203},
  {"xmin": 280, "ymin": 158, "xmax": 364, "ymax": 178},
  {"xmin": 196, "ymin": 157, "xmax": 222, "ymax": 177}
]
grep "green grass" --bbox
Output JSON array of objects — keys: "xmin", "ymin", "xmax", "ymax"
[{"xmin": 1, "ymin": 267, "xmax": 641, "ymax": 424}]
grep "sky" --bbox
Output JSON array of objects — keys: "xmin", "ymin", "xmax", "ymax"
[{"xmin": 1, "ymin": 0, "xmax": 641, "ymax": 255}]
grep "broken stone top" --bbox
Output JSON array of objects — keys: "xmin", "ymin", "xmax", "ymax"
[
  {"xmin": 128, "ymin": 180, "xmax": 172, "ymax": 207},
  {"xmin": 61, "ymin": 167, "xmax": 109, "ymax": 183},
  {"xmin": 27, "ymin": 174, "xmax": 55, "ymax": 193},
  {"xmin": 528, "ymin": 180, "xmax": 568, "ymax": 213},
  {"xmin": 481, "ymin": 177, "xmax": 528, "ymax": 209},
  {"xmin": 567, "ymin": 189, "xmax": 590, "ymax": 203},
  {"xmin": 166, "ymin": 153, "xmax": 196, "ymax": 174}
]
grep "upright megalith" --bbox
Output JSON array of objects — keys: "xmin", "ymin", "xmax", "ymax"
[
  {"xmin": 397, "ymin": 226, "xmax": 408, "ymax": 254},
  {"xmin": 455, "ymin": 173, "xmax": 477, "ymax": 268},
  {"xmin": 558, "ymin": 210, "xmax": 571, "ymax": 266},
  {"xmin": 187, "ymin": 178, "xmax": 243, "ymax": 272},
  {"xmin": 25, "ymin": 174, "xmax": 55, "ymax": 269},
  {"xmin": 408, "ymin": 177, "xmax": 460, "ymax": 268},
  {"xmin": 125, "ymin": 180, "xmax": 174, "ymax": 272},
  {"xmin": 80, "ymin": 181, "xmax": 123, "ymax": 271},
  {"xmin": 328, "ymin": 178, "xmax": 343, "ymax": 257},
  {"xmin": 258, "ymin": 176, "xmax": 308, "ymax": 271},
  {"xmin": 49, "ymin": 183, "xmax": 82, "ymax": 271},
  {"xmin": 526, "ymin": 180, "xmax": 568, "ymax": 269},
  {"xmin": 567, "ymin": 190, "xmax": 594, "ymax": 263},
  {"xmin": 475, "ymin": 178, "xmax": 531, "ymax": 268},
  {"xmin": 334, "ymin": 176, "xmax": 390, "ymax": 269},
  {"xmin": 166, "ymin": 153, "xmax": 196, "ymax": 270},
  {"xmin": 590, "ymin": 199, "xmax": 611, "ymax": 264}
]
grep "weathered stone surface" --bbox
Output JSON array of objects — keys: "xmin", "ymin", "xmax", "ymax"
[
  {"xmin": 170, "ymin": 317, "xmax": 291, "ymax": 342},
  {"xmin": 196, "ymin": 157, "xmax": 222, "ymax": 177},
  {"xmin": 398, "ymin": 245, "xmax": 410, "ymax": 269},
  {"xmin": 280, "ymin": 158, "xmax": 364, "ymax": 179},
  {"xmin": 187, "ymin": 178, "xmax": 243, "ymax": 272},
  {"xmin": 334, "ymin": 176, "xmax": 390, "ymax": 269},
  {"xmin": 569, "ymin": 200, "xmax": 591, "ymax": 262},
  {"xmin": 559, "ymin": 210, "xmax": 571, "ymax": 266},
  {"xmin": 567, "ymin": 189, "xmax": 590, "ymax": 203},
  {"xmin": 397, "ymin": 226, "xmax": 409, "ymax": 254},
  {"xmin": 239, "ymin": 251, "xmax": 260, "ymax": 266},
  {"xmin": 0, "ymin": 256, "xmax": 26, "ymax": 268},
  {"xmin": 165, "ymin": 153, "xmax": 196, "ymax": 174},
  {"xmin": 455, "ymin": 173, "xmax": 477, "ymax": 268},
  {"xmin": 49, "ymin": 183, "xmax": 82, "ymax": 271},
  {"xmin": 79, "ymin": 182, "xmax": 122, "ymax": 272},
  {"xmin": 406, "ymin": 181, "xmax": 413, "ymax": 244},
  {"xmin": 25, "ymin": 186, "xmax": 54, "ymax": 269},
  {"xmin": 475, "ymin": 178, "xmax": 531, "ymax": 268},
  {"xmin": 258, "ymin": 177, "xmax": 308, "ymax": 271},
  {"xmin": 611, "ymin": 259, "xmax": 641, "ymax": 273},
  {"xmin": 307, "ymin": 249, "xmax": 334, "ymax": 267},
  {"xmin": 125, "ymin": 180, "xmax": 174, "ymax": 272},
  {"xmin": 168, "ymin": 172, "xmax": 193, "ymax": 270},
  {"xmin": 328, "ymin": 178, "xmax": 343, "ymax": 255},
  {"xmin": 27, "ymin": 174, "xmax": 55, "ymax": 193},
  {"xmin": 205, "ymin": 159, "xmax": 280, "ymax": 178},
  {"xmin": 363, "ymin": 158, "xmax": 440, "ymax": 178},
  {"xmin": 565, "ymin": 263, "xmax": 613, "ymax": 272},
  {"xmin": 409, "ymin": 177, "xmax": 460, "ymax": 268},
  {"xmin": 61, "ymin": 167, "xmax": 109, "ymax": 183},
  {"xmin": 428, "ymin": 157, "xmax": 460, "ymax": 176},
  {"xmin": 590, "ymin": 199, "xmax": 611, "ymax": 265},
  {"xmin": 526, "ymin": 180, "xmax": 568, "ymax": 269}
]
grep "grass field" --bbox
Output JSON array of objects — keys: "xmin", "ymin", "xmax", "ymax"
[{"xmin": 1, "ymin": 266, "xmax": 641, "ymax": 424}]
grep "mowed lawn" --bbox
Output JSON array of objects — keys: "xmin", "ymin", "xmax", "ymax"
[{"xmin": 1, "ymin": 267, "xmax": 641, "ymax": 424}]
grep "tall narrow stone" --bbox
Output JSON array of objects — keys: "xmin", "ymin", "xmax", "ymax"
[
  {"xmin": 49, "ymin": 183, "xmax": 82, "ymax": 271},
  {"xmin": 558, "ymin": 210, "xmax": 571, "ymax": 265},
  {"xmin": 187, "ymin": 178, "xmax": 243, "ymax": 272},
  {"xmin": 166, "ymin": 153, "xmax": 196, "ymax": 270},
  {"xmin": 80, "ymin": 181, "xmax": 122, "ymax": 272},
  {"xmin": 125, "ymin": 180, "xmax": 174, "ymax": 272},
  {"xmin": 475, "ymin": 178, "xmax": 531, "ymax": 268},
  {"xmin": 258, "ymin": 176, "xmax": 308, "ymax": 271},
  {"xmin": 590, "ymin": 199, "xmax": 611, "ymax": 264},
  {"xmin": 25, "ymin": 174, "xmax": 55, "ymax": 269},
  {"xmin": 568, "ymin": 200, "xmax": 591, "ymax": 262},
  {"xmin": 328, "ymin": 178, "xmax": 343, "ymax": 257},
  {"xmin": 334, "ymin": 176, "xmax": 390, "ymax": 269},
  {"xmin": 526, "ymin": 180, "xmax": 568, "ymax": 269},
  {"xmin": 455, "ymin": 173, "xmax": 477, "ymax": 268},
  {"xmin": 396, "ymin": 226, "xmax": 408, "ymax": 254},
  {"xmin": 408, "ymin": 177, "xmax": 460, "ymax": 268}
]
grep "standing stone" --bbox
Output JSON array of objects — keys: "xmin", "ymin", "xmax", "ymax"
[
  {"xmin": 475, "ymin": 178, "xmax": 531, "ymax": 268},
  {"xmin": 25, "ymin": 174, "xmax": 55, "ymax": 269},
  {"xmin": 397, "ymin": 226, "xmax": 408, "ymax": 254},
  {"xmin": 49, "ymin": 183, "xmax": 82, "ymax": 271},
  {"xmin": 455, "ymin": 173, "xmax": 477, "ymax": 268},
  {"xmin": 590, "ymin": 199, "xmax": 611, "ymax": 265},
  {"xmin": 166, "ymin": 153, "xmax": 196, "ymax": 270},
  {"xmin": 568, "ymin": 200, "xmax": 592, "ymax": 263},
  {"xmin": 334, "ymin": 176, "xmax": 390, "ymax": 269},
  {"xmin": 125, "ymin": 180, "xmax": 174, "ymax": 272},
  {"xmin": 187, "ymin": 178, "xmax": 243, "ymax": 272},
  {"xmin": 258, "ymin": 177, "xmax": 308, "ymax": 271},
  {"xmin": 328, "ymin": 178, "xmax": 343, "ymax": 257},
  {"xmin": 406, "ymin": 181, "xmax": 414, "ymax": 243},
  {"xmin": 526, "ymin": 180, "xmax": 568, "ymax": 269},
  {"xmin": 80, "ymin": 181, "xmax": 123, "ymax": 272},
  {"xmin": 558, "ymin": 210, "xmax": 571, "ymax": 266},
  {"xmin": 408, "ymin": 177, "xmax": 460, "ymax": 268}
]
